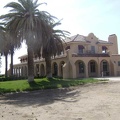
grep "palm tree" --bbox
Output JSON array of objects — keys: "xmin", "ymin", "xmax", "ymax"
[
  {"xmin": 0, "ymin": 26, "xmax": 5, "ymax": 75},
  {"xmin": 0, "ymin": 0, "xmax": 54, "ymax": 82},
  {"xmin": 0, "ymin": 23, "xmax": 21, "ymax": 78},
  {"xmin": 0, "ymin": 31, "xmax": 10, "ymax": 77},
  {"xmin": 1, "ymin": 39, "xmax": 10, "ymax": 78},
  {"xmin": 0, "ymin": 53, "xmax": 1, "ymax": 74},
  {"xmin": 34, "ymin": 20, "xmax": 70, "ymax": 78},
  {"xmin": 0, "ymin": 27, "xmax": 10, "ymax": 78}
]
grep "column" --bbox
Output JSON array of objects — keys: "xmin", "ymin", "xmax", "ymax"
[
  {"xmin": 58, "ymin": 63, "xmax": 61, "ymax": 77},
  {"xmin": 85, "ymin": 63, "xmax": 88, "ymax": 78},
  {"xmin": 97, "ymin": 58, "xmax": 101, "ymax": 77},
  {"xmin": 34, "ymin": 64, "xmax": 36, "ymax": 76},
  {"xmin": 71, "ymin": 63, "xmax": 76, "ymax": 78}
]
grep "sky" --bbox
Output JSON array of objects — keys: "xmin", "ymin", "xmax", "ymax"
[{"xmin": 0, "ymin": 0, "xmax": 120, "ymax": 74}]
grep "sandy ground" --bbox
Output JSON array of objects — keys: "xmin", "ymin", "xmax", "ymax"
[{"xmin": 0, "ymin": 81, "xmax": 120, "ymax": 120}]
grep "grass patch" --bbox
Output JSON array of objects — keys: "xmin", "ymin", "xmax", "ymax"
[{"xmin": 0, "ymin": 78, "xmax": 107, "ymax": 93}]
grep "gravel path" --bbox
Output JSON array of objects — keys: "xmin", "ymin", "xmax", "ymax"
[{"xmin": 0, "ymin": 81, "xmax": 120, "ymax": 120}]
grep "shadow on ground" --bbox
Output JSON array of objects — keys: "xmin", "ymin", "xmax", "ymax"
[{"xmin": 0, "ymin": 87, "xmax": 80, "ymax": 107}]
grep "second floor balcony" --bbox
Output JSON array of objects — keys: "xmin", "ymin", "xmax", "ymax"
[{"xmin": 72, "ymin": 50, "xmax": 110, "ymax": 57}]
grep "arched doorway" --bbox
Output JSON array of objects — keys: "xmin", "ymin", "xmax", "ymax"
[
  {"xmin": 100, "ymin": 60, "xmax": 109, "ymax": 76},
  {"xmin": 36, "ymin": 64, "xmax": 39, "ymax": 77},
  {"xmin": 75, "ymin": 60, "xmax": 85, "ymax": 78},
  {"xmin": 21, "ymin": 67, "xmax": 23, "ymax": 77},
  {"xmin": 40, "ymin": 64, "xmax": 45, "ymax": 77},
  {"xmin": 88, "ymin": 60, "xmax": 98, "ymax": 77},
  {"xmin": 52, "ymin": 62, "xmax": 58, "ymax": 76},
  {"xmin": 59, "ymin": 61, "xmax": 65, "ymax": 77},
  {"xmin": 24, "ymin": 66, "xmax": 27, "ymax": 77}
]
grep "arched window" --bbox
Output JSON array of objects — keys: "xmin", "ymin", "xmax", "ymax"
[
  {"xmin": 53, "ymin": 63, "xmax": 58, "ymax": 76},
  {"xmin": 103, "ymin": 61, "xmax": 108, "ymax": 71},
  {"xmin": 90, "ymin": 61, "xmax": 95, "ymax": 73},
  {"xmin": 79, "ymin": 62, "xmax": 84, "ymax": 73}
]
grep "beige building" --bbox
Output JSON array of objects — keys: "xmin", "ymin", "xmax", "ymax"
[{"xmin": 13, "ymin": 33, "xmax": 120, "ymax": 78}]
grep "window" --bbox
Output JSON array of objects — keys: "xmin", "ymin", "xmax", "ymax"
[
  {"xmin": 65, "ymin": 46, "xmax": 70, "ymax": 50},
  {"xmin": 79, "ymin": 49, "xmax": 83, "ymax": 54},
  {"xmin": 118, "ymin": 61, "xmax": 120, "ymax": 66},
  {"xmin": 102, "ymin": 46, "xmax": 107, "ymax": 53},
  {"xmin": 91, "ymin": 46, "xmax": 95, "ymax": 53},
  {"xmin": 103, "ymin": 62, "xmax": 107, "ymax": 71},
  {"xmin": 78, "ymin": 62, "xmax": 84, "ymax": 73},
  {"xmin": 78, "ymin": 45, "xmax": 84, "ymax": 54},
  {"xmin": 90, "ymin": 61, "xmax": 95, "ymax": 73}
]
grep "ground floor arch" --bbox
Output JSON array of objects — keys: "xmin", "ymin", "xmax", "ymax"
[
  {"xmin": 75, "ymin": 60, "xmax": 86, "ymax": 78},
  {"xmin": 52, "ymin": 62, "xmax": 58, "ymax": 76},
  {"xmin": 100, "ymin": 60, "xmax": 109, "ymax": 76},
  {"xmin": 40, "ymin": 64, "xmax": 45, "ymax": 77},
  {"xmin": 59, "ymin": 61, "xmax": 65, "ymax": 77},
  {"xmin": 35, "ymin": 64, "xmax": 40, "ymax": 77},
  {"xmin": 88, "ymin": 60, "xmax": 98, "ymax": 77}
]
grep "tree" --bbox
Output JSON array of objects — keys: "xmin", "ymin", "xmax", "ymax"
[
  {"xmin": 0, "ymin": 31, "xmax": 12, "ymax": 78},
  {"xmin": 0, "ymin": 53, "xmax": 1, "ymax": 74},
  {"xmin": 0, "ymin": 25, "xmax": 10, "ymax": 78},
  {"xmin": 0, "ymin": 23, "xmax": 21, "ymax": 78},
  {"xmin": 0, "ymin": 26, "xmax": 4, "ymax": 75},
  {"xmin": 0, "ymin": 0, "xmax": 54, "ymax": 82},
  {"xmin": 34, "ymin": 20, "xmax": 70, "ymax": 78}
]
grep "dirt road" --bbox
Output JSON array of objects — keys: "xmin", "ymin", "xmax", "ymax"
[{"xmin": 0, "ymin": 81, "xmax": 120, "ymax": 120}]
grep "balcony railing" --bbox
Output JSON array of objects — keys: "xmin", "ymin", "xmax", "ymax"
[
  {"xmin": 33, "ymin": 53, "xmax": 67, "ymax": 62},
  {"xmin": 72, "ymin": 52, "xmax": 110, "ymax": 57}
]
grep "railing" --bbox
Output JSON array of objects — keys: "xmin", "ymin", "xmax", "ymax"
[
  {"xmin": 72, "ymin": 52, "xmax": 110, "ymax": 57},
  {"xmin": 33, "ymin": 53, "xmax": 67, "ymax": 62}
]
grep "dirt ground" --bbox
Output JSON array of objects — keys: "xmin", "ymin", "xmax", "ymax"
[{"xmin": 0, "ymin": 81, "xmax": 120, "ymax": 120}]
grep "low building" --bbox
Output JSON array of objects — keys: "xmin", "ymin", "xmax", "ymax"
[{"xmin": 13, "ymin": 33, "xmax": 120, "ymax": 78}]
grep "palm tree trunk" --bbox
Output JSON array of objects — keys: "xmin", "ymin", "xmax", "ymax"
[
  {"xmin": 45, "ymin": 55, "xmax": 52, "ymax": 79},
  {"xmin": 5, "ymin": 54, "xmax": 8, "ymax": 78},
  {"xmin": 27, "ymin": 45, "xmax": 34, "ymax": 82},
  {"xmin": 10, "ymin": 48, "xmax": 14, "ymax": 77}
]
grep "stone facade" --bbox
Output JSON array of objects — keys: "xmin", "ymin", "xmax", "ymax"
[{"xmin": 12, "ymin": 33, "xmax": 120, "ymax": 78}]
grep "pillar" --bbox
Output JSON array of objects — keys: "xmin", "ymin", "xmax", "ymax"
[{"xmin": 85, "ymin": 63, "xmax": 88, "ymax": 78}]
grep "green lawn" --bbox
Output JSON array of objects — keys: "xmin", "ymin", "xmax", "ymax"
[{"xmin": 0, "ymin": 78, "xmax": 108, "ymax": 93}]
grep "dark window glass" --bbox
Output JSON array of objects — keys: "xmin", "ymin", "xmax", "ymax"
[
  {"xmin": 90, "ymin": 61, "xmax": 95, "ymax": 73},
  {"xmin": 118, "ymin": 61, "xmax": 120, "ymax": 66},
  {"xmin": 78, "ymin": 45, "xmax": 84, "ymax": 54},
  {"xmin": 103, "ymin": 62, "xmax": 107, "ymax": 71},
  {"xmin": 65, "ymin": 46, "xmax": 70, "ymax": 50},
  {"xmin": 79, "ymin": 62, "xmax": 84, "ymax": 73}
]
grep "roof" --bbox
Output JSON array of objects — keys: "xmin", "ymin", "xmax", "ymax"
[
  {"xmin": 65, "ymin": 34, "xmax": 90, "ymax": 43},
  {"xmin": 65, "ymin": 34, "xmax": 113, "ymax": 45},
  {"xmin": 18, "ymin": 54, "xmax": 28, "ymax": 59},
  {"xmin": 97, "ymin": 39, "xmax": 113, "ymax": 44}
]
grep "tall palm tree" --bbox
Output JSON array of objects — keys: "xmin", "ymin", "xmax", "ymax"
[
  {"xmin": 0, "ymin": 53, "xmax": 1, "ymax": 74},
  {"xmin": 0, "ymin": 27, "xmax": 10, "ymax": 78},
  {"xmin": 0, "ymin": 0, "xmax": 54, "ymax": 82},
  {"xmin": 0, "ymin": 23, "xmax": 21, "ymax": 78},
  {"xmin": 34, "ymin": 20, "xmax": 70, "ymax": 78},
  {"xmin": 1, "ymin": 38, "xmax": 10, "ymax": 78},
  {"xmin": 0, "ymin": 26, "xmax": 5, "ymax": 76}
]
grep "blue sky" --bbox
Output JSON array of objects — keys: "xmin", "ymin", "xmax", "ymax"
[{"xmin": 0, "ymin": 0, "xmax": 120, "ymax": 74}]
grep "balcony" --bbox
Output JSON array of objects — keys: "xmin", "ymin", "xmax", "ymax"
[{"xmin": 72, "ymin": 50, "xmax": 110, "ymax": 57}]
